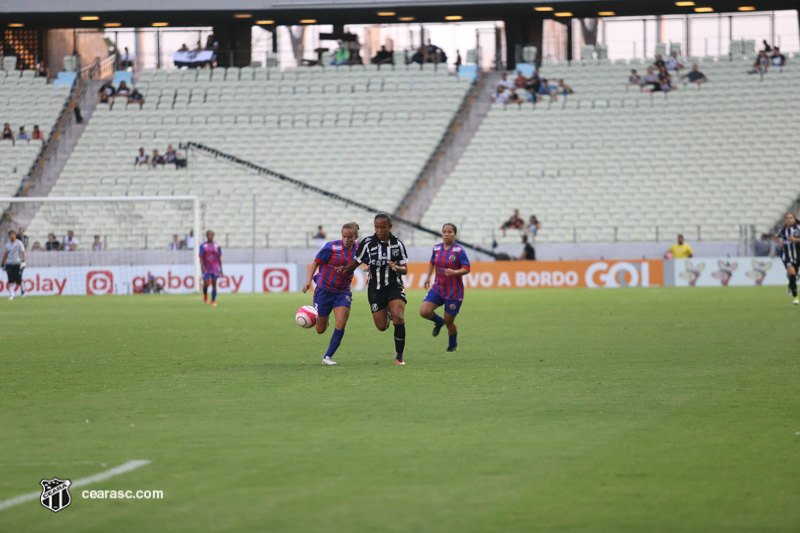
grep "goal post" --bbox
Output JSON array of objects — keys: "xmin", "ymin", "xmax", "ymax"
[{"xmin": 0, "ymin": 196, "xmax": 201, "ymax": 295}]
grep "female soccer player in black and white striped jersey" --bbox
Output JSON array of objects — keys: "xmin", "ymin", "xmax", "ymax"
[
  {"xmin": 338, "ymin": 213, "xmax": 410, "ymax": 365},
  {"xmin": 775, "ymin": 212, "xmax": 800, "ymax": 305}
]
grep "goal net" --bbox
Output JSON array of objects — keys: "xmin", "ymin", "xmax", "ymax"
[{"xmin": 0, "ymin": 196, "xmax": 200, "ymax": 296}]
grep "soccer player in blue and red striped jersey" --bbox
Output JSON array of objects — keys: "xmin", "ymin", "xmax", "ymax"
[
  {"xmin": 302, "ymin": 222, "xmax": 360, "ymax": 365},
  {"xmin": 420, "ymin": 223, "xmax": 471, "ymax": 352},
  {"xmin": 199, "ymin": 230, "xmax": 222, "ymax": 306}
]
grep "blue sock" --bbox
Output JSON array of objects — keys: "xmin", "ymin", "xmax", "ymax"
[
  {"xmin": 449, "ymin": 332, "xmax": 457, "ymax": 348},
  {"xmin": 325, "ymin": 328, "xmax": 345, "ymax": 359},
  {"xmin": 431, "ymin": 313, "xmax": 445, "ymax": 326},
  {"xmin": 211, "ymin": 289, "xmax": 217, "ymax": 301}
]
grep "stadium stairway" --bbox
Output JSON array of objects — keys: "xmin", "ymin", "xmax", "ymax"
[{"xmin": 396, "ymin": 71, "xmax": 498, "ymax": 228}]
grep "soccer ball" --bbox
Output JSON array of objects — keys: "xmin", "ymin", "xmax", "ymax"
[{"xmin": 295, "ymin": 305, "xmax": 318, "ymax": 328}]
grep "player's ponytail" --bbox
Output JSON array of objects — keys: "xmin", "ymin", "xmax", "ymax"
[{"xmin": 342, "ymin": 222, "xmax": 359, "ymax": 235}]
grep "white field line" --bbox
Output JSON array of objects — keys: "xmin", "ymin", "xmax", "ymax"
[{"xmin": 0, "ymin": 460, "xmax": 151, "ymax": 512}]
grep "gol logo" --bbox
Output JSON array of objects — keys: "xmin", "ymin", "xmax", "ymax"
[
  {"xmin": 262, "ymin": 268, "xmax": 290, "ymax": 292},
  {"xmin": 585, "ymin": 262, "xmax": 650, "ymax": 288},
  {"xmin": 86, "ymin": 270, "xmax": 114, "ymax": 295}
]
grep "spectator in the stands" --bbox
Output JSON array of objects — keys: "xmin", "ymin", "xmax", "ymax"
[
  {"xmin": 525, "ymin": 73, "xmax": 541, "ymax": 97},
  {"xmin": 31, "ymin": 125, "xmax": 44, "ymax": 140},
  {"xmin": 539, "ymin": 79, "xmax": 557, "ymax": 102},
  {"xmin": 527, "ymin": 215, "xmax": 540, "ymax": 240},
  {"xmin": 762, "ymin": 40, "xmax": 772, "ymax": 53},
  {"xmin": 62, "ymin": 230, "xmax": 78, "ymax": 251},
  {"xmin": 641, "ymin": 66, "xmax": 660, "ymax": 91},
  {"xmin": 134, "ymin": 147, "xmax": 149, "ymax": 168},
  {"xmin": 92, "ymin": 235, "xmax": 103, "ymax": 251},
  {"xmin": 314, "ymin": 225, "xmax": 326, "ymax": 249},
  {"xmin": 746, "ymin": 51, "xmax": 769, "ymax": 75},
  {"xmin": 425, "ymin": 40, "xmax": 446, "ymax": 63},
  {"xmin": 205, "ymin": 35, "xmax": 219, "ymax": 52},
  {"xmin": 16, "ymin": 126, "xmax": 30, "ymax": 141},
  {"xmin": 371, "ymin": 45, "xmax": 393, "ymax": 65},
  {"xmin": 99, "ymin": 81, "xmax": 115, "ymax": 103},
  {"xmin": 331, "ymin": 40, "xmax": 350, "ymax": 66},
  {"xmin": 35, "ymin": 61, "xmax": 49, "ymax": 79},
  {"xmin": 554, "ymin": 79, "xmax": 573, "ymax": 95},
  {"xmin": 627, "ymin": 69, "xmax": 641, "ymax": 87},
  {"xmin": 143, "ymin": 275, "xmax": 164, "ymax": 294},
  {"xmin": 119, "ymin": 47, "xmax": 134, "ymax": 69},
  {"xmin": 498, "ymin": 72, "xmax": 515, "ymax": 90},
  {"xmin": 491, "ymin": 85, "xmax": 510, "ymax": 105},
  {"xmin": 178, "ymin": 43, "xmax": 189, "ymax": 52},
  {"xmin": 653, "ymin": 54, "xmax": 666, "ymax": 71},
  {"xmin": 128, "ymin": 87, "xmax": 145, "ymax": 108},
  {"xmin": 16, "ymin": 227, "xmax": 29, "ymax": 248},
  {"xmin": 500, "ymin": 209, "xmax": 525, "ymax": 236},
  {"xmin": 660, "ymin": 70, "xmax": 677, "ymax": 92},
  {"xmin": 168, "ymin": 234, "xmax": 183, "ymax": 250},
  {"xmin": 754, "ymin": 234, "xmax": 771, "ymax": 257},
  {"xmin": 515, "ymin": 71, "xmax": 528, "ymax": 89},
  {"xmin": 151, "ymin": 149, "xmax": 165, "ymax": 167},
  {"xmin": 46, "ymin": 233, "xmax": 60, "ymax": 251},
  {"xmin": 680, "ymin": 64, "xmax": 707, "ymax": 85},
  {"xmin": 771, "ymin": 47, "xmax": 786, "ymax": 70},
  {"xmin": 508, "ymin": 89, "xmax": 523, "ymax": 105},
  {"xmin": 1, "ymin": 123, "xmax": 13, "ymax": 141},
  {"xmin": 31, "ymin": 241, "xmax": 42, "ymax": 251},
  {"xmin": 116, "ymin": 81, "xmax": 131, "ymax": 98},
  {"xmin": 184, "ymin": 230, "xmax": 195, "ymax": 250},
  {"xmin": 164, "ymin": 145, "xmax": 187, "ymax": 169},
  {"xmin": 667, "ymin": 51, "xmax": 684, "ymax": 72}
]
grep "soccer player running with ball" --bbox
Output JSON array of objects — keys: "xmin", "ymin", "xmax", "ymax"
[
  {"xmin": 302, "ymin": 222, "xmax": 360, "ymax": 366},
  {"xmin": 1, "ymin": 230, "xmax": 26, "ymax": 300},
  {"xmin": 199, "ymin": 230, "xmax": 222, "ymax": 306},
  {"xmin": 338, "ymin": 213, "xmax": 410, "ymax": 365},
  {"xmin": 420, "ymin": 223, "xmax": 471, "ymax": 352},
  {"xmin": 775, "ymin": 212, "xmax": 800, "ymax": 305}
]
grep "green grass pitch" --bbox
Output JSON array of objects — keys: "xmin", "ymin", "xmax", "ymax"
[{"xmin": 1, "ymin": 287, "xmax": 798, "ymax": 532}]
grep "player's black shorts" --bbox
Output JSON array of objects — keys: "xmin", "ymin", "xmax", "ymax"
[
  {"xmin": 367, "ymin": 286, "xmax": 406, "ymax": 313},
  {"xmin": 782, "ymin": 259, "xmax": 800, "ymax": 271},
  {"xmin": 5, "ymin": 264, "xmax": 22, "ymax": 284}
]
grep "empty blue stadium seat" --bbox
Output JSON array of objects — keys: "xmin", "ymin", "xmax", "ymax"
[{"xmin": 54, "ymin": 72, "xmax": 77, "ymax": 88}]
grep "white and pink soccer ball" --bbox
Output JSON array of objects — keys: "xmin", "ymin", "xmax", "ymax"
[{"xmin": 295, "ymin": 305, "xmax": 318, "ymax": 328}]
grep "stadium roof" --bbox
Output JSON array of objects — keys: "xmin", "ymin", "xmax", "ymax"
[{"xmin": 2, "ymin": 0, "xmax": 798, "ymax": 28}]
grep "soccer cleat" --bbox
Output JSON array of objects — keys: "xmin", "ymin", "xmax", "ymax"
[
  {"xmin": 793, "ymin": 299, "xmax": 799, "ymax": 305},
  {"xmin": 395, "ymin": 357, "xmax": 405, "ymax": 365},
  {"xmin": 210, "ymin": 301, "xmax": 217, "ymax": 307},
  {"xmin": 203, "ymin": 295, "xmax": 208, "ymax": 303},
  {"xmin": 322, "ymin": 356, "xmax": 337, "ymax": 365},
  {"xmin": 9, "ymin": 294, "xmax": 14, "ymax": 301},
  {"xmin": 432, "ymin": 321, "xmax": 443, "ymax": 337},
  {"xmin": 446, "ymin": 346, "xmax": 458, "ymax": 353}
]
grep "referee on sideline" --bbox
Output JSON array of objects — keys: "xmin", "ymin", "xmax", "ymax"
[
  {"xmin": 339, "ymin": 213, "xmax": 410, "ymax": 365},
  {"xmin": 2, "ymin": 229, "xmax": 26, "ymax": 300}
]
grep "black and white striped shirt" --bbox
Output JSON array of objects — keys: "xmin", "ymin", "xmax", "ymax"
[
  {"xmin": 355, "ymin": 233, "xmax": 409, "ymax": 291},
  {"xmin": 777, "ymin": 225, "xmax": 800, "ymax": 263}
]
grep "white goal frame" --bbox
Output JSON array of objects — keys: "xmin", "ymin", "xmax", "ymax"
[{"xmin": 0, "ymin": 195, "xmax": 201, "ymax": 292}]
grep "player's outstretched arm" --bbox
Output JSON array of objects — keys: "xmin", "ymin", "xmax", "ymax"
[
  {"xmin": 444, "ymin": 267, "xmax": 469, "ymax": 277},
  {"xmin": 303, "ymin": 262, "xmax": 320, "ymax": 293},
  {"xmin": 336, "ymin": 260, "xmax": 360, "ymax": 273}
]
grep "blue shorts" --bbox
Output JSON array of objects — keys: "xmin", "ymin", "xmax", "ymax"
[
  {"xmin": 314, "ymin": 287, "xmax": 352, "ymax": 317},
  {"xmin": 203, "ymin": 273, "xmax": 220, "ymax": 280},
  {"xmin": 423, "ymin": 290, "xmax": 462, "ymax": 316}
]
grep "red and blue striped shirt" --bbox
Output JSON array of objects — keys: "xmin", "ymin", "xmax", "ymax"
[
  {"xmin": 199, "ymin": 241, "xmax": 222, "ymax": 276},
  {"xmin": 431, "ymin": 242, "xmax": 471, "ymax": 301},
  {"xmin": 314, "ymin": 240, "xmax": 357, "ymax": 293}
]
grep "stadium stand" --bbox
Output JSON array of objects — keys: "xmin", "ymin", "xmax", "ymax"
[
  {"xmin": 0, "ymin": 68, "xmax": 72, "ymax": 212},
  {"xmin": 26, "ymin": 65, "xmax": 472, "ymax": 249},
  {"xmin": 421, "ymin": 54, "xmax": 800, "ymax": 246}
]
